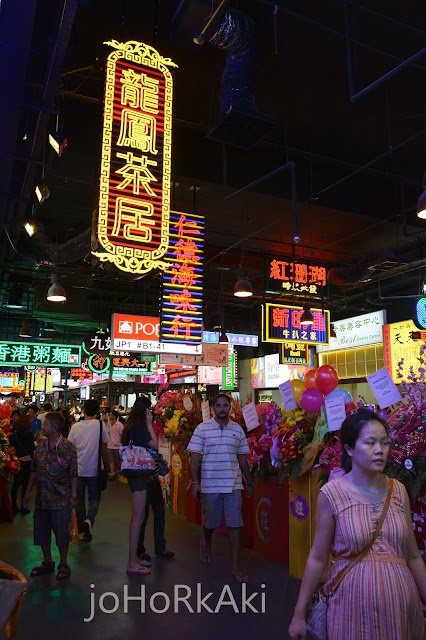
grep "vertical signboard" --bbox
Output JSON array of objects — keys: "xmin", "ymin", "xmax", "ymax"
[
  {"xmin": 160, "ymin": 211, "xmax": 204, "ymax": 345},
  {"xmin": 222, "ymin": 345, "xmax": 236, "ymax": 390},
  {"xmin": 92, "ymin": 40, "xmax": 177, "ymax": 275}
]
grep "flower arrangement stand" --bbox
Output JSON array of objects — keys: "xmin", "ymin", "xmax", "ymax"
[
  {"xmin": 288, "ymin": 470, "xmax": 321, "ymax": 579},
  {"xmin": 253, "ymin": 477, "xmax": 289, "ymax": 563},
  {"xmin": 241, "ymin": 488, "xmax": 254, "ymax": 548}
]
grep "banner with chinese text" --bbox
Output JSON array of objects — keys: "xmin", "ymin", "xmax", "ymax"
[
  {"xmin": 265, "ymin": 256, "xmax": 328, "ymax": 298},
  {"xmin": 262, "ymin": 304, "xmax": 329, "ymax": 345},
  {"xmin": 92, "ymin": 40, "xmax": 177, "ymax": 275},
  {"xmin": 383, "ymin": 319, "xmax": 422, "ymax": 383}
]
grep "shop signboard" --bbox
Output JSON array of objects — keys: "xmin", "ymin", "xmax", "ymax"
[
  {"xmin": 262, "ymin": 304, "xmax": 329, "ymax": 345},
  {"xmin": 264, "ymin": 353, "xmax": 289, "ymax": 387},
  {"xmin": 198, "ymin": 366, "xmax": 222, "ymax": 386},
  {"xmin": 159, "ymin": 343, "xmax": 228, "ymax": 367},
  {"xmin": 251, "ymin": 357, "xmax": 265, "ymax": 389},
  {"xmin": 317, "ymin": 310, "xmax": 385, "ymax": 353},
  {"xmin": 0, "ymin": 372, "xmax": 21, "ymax": 393},
  {"xmin": 383, "ymin": 319, "xmax": 423, "ymax": 383},
  {"xmin": 82, "ymin": 328, "xmax": 111, "ymax": 355},
  {"xmin": 111, "ymin": 314, "xmax": 201, "ymax": 354},
  {"xmin": 111, "ymin": 351, "xmax": 154, "ymax": 374},
  {"xmin": 202, "ymin": 331, "xmax": 259, "ymax": 347},
  {"xmin": 222, "ymin": 345, "xmax": 236, "ymax": 390},
  {"xmin": 265, "ymin": 256, "xmax": 328, "ymax": 298},
  {"xmin": 160, "ymin": 211, "xmax": 204, "ymax": 346},
  {"xmin": 0, "ymin": 341, "xmax": 81, "ymax": 367},
  {"xmin": 92, "ymin": 40, "xmax": 177, "ymax": 275},
  {"xmin": 87, "ymin": 354, "xmax": 111, "ymax": 375},
  {"xmin": 281, "ymin": 342, "xmax": 309, "ymax": 364}
]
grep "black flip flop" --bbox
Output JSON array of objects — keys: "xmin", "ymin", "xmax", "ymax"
[{"xmin": 30, "ymin": 561, "xmax": 55, "ymax": 577}]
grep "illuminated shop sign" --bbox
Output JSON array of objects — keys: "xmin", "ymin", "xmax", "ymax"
[
  {"xmin": 160, "ymin": 211, "xmax": 204, "ymax": 345},
  {"xmin": 88, "ymin": 354, "xmax": 111, "ymax": 375},
  {"xmin": 222, "ymin": 345, "xmax": 236, "ymax": 391},
  {"xmin": 251, "ymin": 357, "xmax": 265, "ymax": 389},
  {"xmin": 71, "ymin": 357, "xmax": 94, "ymax": 382},
  {"xmin": 0, "ymin": 372, "xmax": 20, "ymax": 393},
  {"xmin": 281, "ymin": 342, "xmax": 309, "ymax": 364},
  {"xmin": 0, "ymin": 342, "xmax": 81, "ymax": 367},
  {"xmin": 265, "ymin": 256, "xmax": 328, "ymax": 297},
  {"xmin": 111, "ymin": 351, "xmax": 154, "ymax": 374},
  {"xmin": 262, "ymin": 304, "xmax": 329, "ymax": 345},
  {"xmin": 317, "ymin": 311, "xmax": 385, "ymax": 353},
  {"xmin": 111, "ymin": 314, "xmax": 201, "ymax": 354},
  {"xmin": 202, "ymin": 331, "xmax": 258, "ymax": 347},
  {"xmin": 92, "ymin": 40, "xmax": 177, "ymax": 275},
  {"xmin": 82, "ymin": 328, "xmax": 111, "ymax": 355},
  {"xmin": 383, "ymin": 319, "xmax": 423, "ymax": 383}
]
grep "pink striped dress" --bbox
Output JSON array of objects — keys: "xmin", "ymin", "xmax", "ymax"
[{"xmin": 320, "ymin": 476, "xmax": 424, "ymax": 640}]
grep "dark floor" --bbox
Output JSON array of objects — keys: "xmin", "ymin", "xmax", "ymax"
[{"xmin": 1, "ymin": 480, "xmax": 302, "ymax": 640}]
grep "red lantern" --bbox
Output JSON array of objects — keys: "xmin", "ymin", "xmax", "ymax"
[{"xmin": 315, "ymin": 365, "xmax": 338, "ymax": 395}]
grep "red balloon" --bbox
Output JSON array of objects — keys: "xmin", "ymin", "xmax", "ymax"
[
  {"xmin": 315, "ymin": 365, "xmax": 338, "ymax": 395},
  {"xmin": 0, "ymin": 404, "xmax": 11, "ymax": 419},
  {"xmin": 303, "ymin": 369, "xmax": 318, "ymax": 389}
]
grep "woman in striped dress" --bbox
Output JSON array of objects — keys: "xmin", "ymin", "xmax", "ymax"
[{"xmin": 289, "ymin": 408, "xmax": 426, "ymax": 640}]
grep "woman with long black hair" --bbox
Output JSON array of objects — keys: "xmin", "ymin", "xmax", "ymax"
[{"xmin": 121, "ymin": 396, "xmax": 158, "ymax": 575}]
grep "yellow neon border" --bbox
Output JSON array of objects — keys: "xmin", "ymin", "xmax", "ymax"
[
  {"xmin": 93, "ymin": 40, "xmax": 177, "ymax": 274},
  {"xmin": 262, "ymin": 303, "xmax": 330, "ymax": 345}
]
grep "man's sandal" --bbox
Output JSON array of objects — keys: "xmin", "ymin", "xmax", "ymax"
[
  {"xmin": 56, "ymin": 563, "xmax": 71, "ymax": 580},
  {"xmin": 30, "ymin": 561, "xmax": 55, "ymax": 577}
]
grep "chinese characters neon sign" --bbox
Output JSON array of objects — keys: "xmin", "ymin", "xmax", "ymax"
[
  {"xmin": 92, "ymin": 40, "xmax": 177, "ymax": 274},
  {"xmin": 0, "ymin": 342, "xmax": 81, "ymax": 367},
  {"xmin": 265, "ymin": 256, "xmax": 328, "ymax": 298},
  {"xmin": 262, "ymin": 304, "xmax": 329, "ymax": 345},
  {"xmin": 160, "ymin": 211, "xmax": 204, "ymax": 345}
]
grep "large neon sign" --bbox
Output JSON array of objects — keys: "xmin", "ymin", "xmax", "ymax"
[
  {"xmin": 92, "ymin": 40, "xmax": 177, "ymax": 274},
  {"xmin": 160, "ymin": 211, "xmax": 204, "ymax": 345}
]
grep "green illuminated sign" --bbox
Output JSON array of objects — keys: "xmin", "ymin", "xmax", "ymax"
[
  {"xmin": 222, "ymin": 346, "xmax": 235, "ymax": 391},
  {"xmin": 0, "ymin": 341, "xmax": 81, "ymax": 367}
]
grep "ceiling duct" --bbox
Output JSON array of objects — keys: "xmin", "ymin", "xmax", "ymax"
[
  {"xmin": 172, "ymin": 1, "xmax": 275, "ymax": 148},
  {"xmin": 327, "ymin": 249, "xmax": 395, "ymax": 286}
]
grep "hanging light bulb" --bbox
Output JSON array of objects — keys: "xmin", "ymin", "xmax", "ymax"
[
  {"xmin": 47, "ymin": 274, "xmax": 66, "ymax": 302},
  {"xmin": 219, "ymin": 328, "xmax": 228, "ymax": 344},
  {"xmin": 300, "ymin": 306, "xmax": 314, "ymax": 325}
]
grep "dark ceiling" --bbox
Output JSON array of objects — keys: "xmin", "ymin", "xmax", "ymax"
[{"xmin": 0, "ymin": 0, "xmax": 426, "ymax": 345}]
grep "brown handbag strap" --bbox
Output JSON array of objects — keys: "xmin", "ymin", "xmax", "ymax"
[{"xmin": 329, "ymin": 477, "xmax": 393, "ymax": 595}]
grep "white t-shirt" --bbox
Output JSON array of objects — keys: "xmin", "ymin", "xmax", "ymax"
[{"xmin": 68, "ymin": 419, "xmax": 109, "ymax": 477}]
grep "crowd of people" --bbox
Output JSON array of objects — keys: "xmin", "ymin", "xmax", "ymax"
[{"xmin": 5, "ymin": 397, "xmax": 426, "ymax": 638}]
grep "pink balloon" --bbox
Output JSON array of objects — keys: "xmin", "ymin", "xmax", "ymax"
[
  {"xmin": 315, "ymin": 365, "xmax": 338, "ymax": 395},
  {"xmin": 299, "ymin": 388, "xmax": 325, "ymax": 414}
]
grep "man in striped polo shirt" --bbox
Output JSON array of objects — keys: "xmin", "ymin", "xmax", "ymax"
[{"xmin": 188, "ymin": 394, "xmax": 253, "ymax": 583}]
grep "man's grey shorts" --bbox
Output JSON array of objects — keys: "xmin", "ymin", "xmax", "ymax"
[
  {"xmin": 34, "ymin": 507, "xmax": 71, "ymax": 546},
  {"xmin": 200, "ymin": 489, "xmax": 244, "ymax": 529}
]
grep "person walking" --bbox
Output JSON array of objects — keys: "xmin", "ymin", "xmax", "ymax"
[
  {"xmin": 23, "ymin": 412, "xmax": 77, "ymax": 580},
  {"xmin": 187, "ymin": 393, "xmax": 253, "ymax": 583},
  {"xmin": 107, "ymin": 410, "xmax": 123, "ymax": 480},
  {"xmin": 121, "ymin": 397, "xmax": 158, "ymax": 575},
  {"xmin": 68, "ymin": 399, "xmax": 109, "ymax": 542},
  {"xmin": 9, "ymin": 414, "xmax": 35, "ymax": 514},
  {"xmin": 289, "ymin": 408, "xmax": 426, "ymax": 640}
]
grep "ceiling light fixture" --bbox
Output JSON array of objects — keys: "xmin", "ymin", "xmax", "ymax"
[
  {"xmin": 49, "ymin": 131, "xmax": 68, "ymax": 157},
  {"xmin": 19, "ymin": 318, "xmax": 32, "ymax": 338},
  {"xmin": 417, "ymin": 170, "xmax": 426, "ymax": 219},
  {"xmin": 233, "ymin": 274, "xmax": 253, "ymax": 297},
  {"xmin": 47, "ymin": 274, "xmax": 67, "ymax": 302},
  {"xmin": 218, "ymin": 328, "xmax": 228, "ymax": 344},
  {"xmin": 35, "ymin": 183, "xmax": 50, "ymax": 204},
  {"xmin": 44, "ymin": 322, "xmax": 57, "ymax": 332},
  {"xmin": 300, "ymin": 306, "xmax": 314, "ymax": 325}
]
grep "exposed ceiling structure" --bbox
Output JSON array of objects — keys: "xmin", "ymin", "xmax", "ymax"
[{"xmin": 1, "ymin": 0, "xmax": 426, "ymax": 347}]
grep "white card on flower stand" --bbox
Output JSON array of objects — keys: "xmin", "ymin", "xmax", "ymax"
[
  {"xmin": 242, "ymin": 403, "xmax": 260, "ymax": 431},
  {"xmin": 325, "ymin": 395, "xmax": 346, "ymax": 432},
  {"xmin": 279, "ymin": 380, "xmax": 298, "ymax": 412},
  {"xmin": 201, "ymin": 400, "xmax": 211, "ymax": 423},
  {"xmin": 366, "ymin": 367, "xmax": 402, "ymax": 409}
]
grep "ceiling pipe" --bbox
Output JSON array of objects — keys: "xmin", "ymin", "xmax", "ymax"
[{"xmin": 344, "ymin": 0, "xmax": 426, "ymax": 102}]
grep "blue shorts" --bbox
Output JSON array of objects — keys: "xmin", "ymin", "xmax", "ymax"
[
  {"xmin": 201, "ymin": 489, "xmax": 243, "ymax": 529},
  {"xmin": 34, "ymin": 507, "xmax": 70, "ymax": 547}
]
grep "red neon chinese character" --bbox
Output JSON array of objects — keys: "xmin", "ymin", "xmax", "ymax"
[
  {"xmin": 308, "ymin": 265, "xmax": 327, "ymax": 286},
  {"xmin": 292, "ymin": 309, "xmax": 303, "ymax": 329},
  {"xmin": 173, "ymin": 239, "xmax": 200, "ymax": 263},
  {"xmin": 170, "ymin": 315, "xmax": 197, "ymax": 340},
  {"xmin": 312, "ymin": 312, "xmax": 326, "ymax": 332},
  {"xmin": 294, "ymin": 263, "xmax": 308, "ymax": 284},
  {"xmin": 269, "ymin": 259, "xmax": 282, "ymax": 280},
  {"xmin": 175, "ymin": 215, "xmax": 200, "ymax": 237},
  {"xmin": 272, "ymin": 308, "xmax": 289, "ymax": 328},
  {"xmin": 169, "ymin": 290, "xmax": 197, "ymax": 312},
  {"xmin": 170, "ymin": 264, "xmax": 197, "ymax": 286}
]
